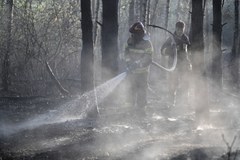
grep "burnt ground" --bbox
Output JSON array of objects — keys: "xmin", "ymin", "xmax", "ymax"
[{"xmin": 0, "ymin": 76, "xmax": 240, "ymax": 160}]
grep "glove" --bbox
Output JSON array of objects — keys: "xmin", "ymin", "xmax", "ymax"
[{"xmin": 126, "ymin": 61, "xmax": 140, "ymax": 73}]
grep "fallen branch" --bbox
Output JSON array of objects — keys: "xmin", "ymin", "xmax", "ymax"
[{"xmin": 45, "ymin": 61, "xmax": 70, "ymax": 96}]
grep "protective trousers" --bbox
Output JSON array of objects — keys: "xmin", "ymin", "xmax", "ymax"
[{"xmin": 128, "ymin": 72, "xmax": 148, "ymax": 113}]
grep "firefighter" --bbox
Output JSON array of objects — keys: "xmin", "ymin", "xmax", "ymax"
[
  {"xmin": 161, "ymin": 21, "xmax": 191, "ymax": 108},
  {"xmin": 125, "ymin": 22, "xmax": 153, "ymax": 117}
]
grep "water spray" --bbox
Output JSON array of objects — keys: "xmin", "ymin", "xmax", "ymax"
[{"xmin": 0, "ymin": 72, "xmax": 127, "ymax": 136}]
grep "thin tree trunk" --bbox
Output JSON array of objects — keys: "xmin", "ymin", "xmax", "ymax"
[
  {"xmin": 92, "ymin": 0, "xmax": 95, "ymax": 17},
  {"xmin": 176, "ymin": 0, "xmax": 181, "ymax": 21},
  {"xmin": 204, "ymin": 0, "xmax": 213, "ymax": 102},
  {"xmin": 163, "ymin": 0, "xmax": 170, "ymax": 41},
  {"xmin": 101, "ymin": 0, "xmax": 119, "ymax": 81},
  {"xmin": 165, "ymin": 0, "xmax": 170, "ymax": 30},
  {"xmin": 187, "ymin": 0, "xmax": 192, "ymax": 39},
  {"xmin": 135, "ymin": 0, "xmax": 140, "ymax": 21},
  {"xmin": 2, "ymin": 0, "xmax": 13, "ymax": 91},
  {"xmin": 81, "ymin": 0, "xmax": 94, "ymax": 92},
  {"xmin": 205, "ymin": 0, "xmax": 211, "ymax": 79},
  {"xmin": 191, "ymin": 0, "xmax": 209, "ymax": 124},
  {"xmin": 93, "ymin": 0, "xmax": 100, "ymax": 44},
  {"xmin": 128, "ymin": 0, "xmax": 134, "ymax": 27},
  {"xmin": 230, "ymin": 0, "xmax": 239, "ymax": 91},
  {"xmin": 212, "ymin": 0, "xmax": 223, "ymax": 89},
  {"xmin": 141, "ymin": 0, "xmax": 147, "ymax": 25},
  {"xmin": 150, "ymin": 0, "xmax": 159, "ymax": 24},
  {"xmin": 146, "ymin": 0, "xmax": 151, "ymax": 26},
  {"xmin": 138, "ymin": 0, "xmax": 142, "ymax": 22}
]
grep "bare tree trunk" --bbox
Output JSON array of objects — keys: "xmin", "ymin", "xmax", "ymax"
[
  {"xmin": 93, "ymin": 0, "xmax": 100, "ymax": 44},
  {"xmin": 187, "ymin": 0, "xmax": 192, "ymax": 39},
  {"xmin": 135, "ymin": 0, "xmax": 140, "ymax": 21},
  {"xmin": 92, "ymin": 0, "xmax": 96, "ymax": 17},
  {"xmin": 176, "ymin": 0, "xmax": 181, "ymax": 21},
  {"xmin": 212, "ymin": 0, "xmax": 223, "ymax": 89},
  {"xmin": 191, "ymin": 0, "xmax": 209, "ymax": 124},
  {"xmin": 230, "ymin": 0, "xmax": 239, "ymax": 92},
  {"xmin": 139, "ymin": 0, "xmax": 142, "ymax": 22},
  {"xmin": 101, "ymin": 0, "xmax": 119, "ymax": 81},
  {"xmin": 128, "ymin": 0, "xmax": 135, "ymax": 27},
  {"xmin": 204, "ymin": 0, "xmax": 212, "ymax": 102},
  {"xmin": 165, "ymin": 0, "xmax": 170, "ymax": 30},
  {"xmin": 2, "ymin": 0, "xmax": 13, "ymax": 92},
  {"xmin": 150, "ymin": 0, "xmax": 159, "ymax": 24},
  {"xmin": 141, "ymin": 0, "xmax": 147, "ymax": 25},
  {"xmin": 146, "ymin": 0, "xmax": 151, "ymax": 26},
  {"xmin": 81, "ymin": 0, "xmax": 94, "ymax": 92},
  {"xmin": 205, "ymin": 0, "xmax": 211, "ymax": 78},
  {"xmin": 162, "ymin": 0, "xmax": 170, "ymax": 42}
]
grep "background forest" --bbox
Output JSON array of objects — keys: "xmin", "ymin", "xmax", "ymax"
[{"xmin": 0, "ymin": 0, "xmax": 239, "ymax": 97}]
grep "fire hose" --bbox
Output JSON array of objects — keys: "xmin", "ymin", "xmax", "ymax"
[
  {"xmin": 151, "ymin": 45, "xmax": 177, "ymax": 72},
  {"xmin": 148, "ymin": 24, "xmax": 191, "ymax": 72},
  {"xmin": 148, "ymin": 24, "xmax": 180, "ymax": 72}
]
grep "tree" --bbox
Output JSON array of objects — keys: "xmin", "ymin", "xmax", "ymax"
[
  {"xmin": 80, "ymin": 0, "xmax": 94, "ymax": 92},
  {"xmin": 146, "ymin": 0, "xmax": 151, "ymax": 25},
  {"xmin": 176, "ymin": 0, "xmax": 181, "ymax": 21},
  {"xmin": 101, "ymin": 0, "xmax": 119, "ymax": 81},
  {"xmin": 230, "ymin": 0, "xmax": 239, "ymax": 92},
  {"xmin": 128, "ymin": 0, "xmax": 135, "ymax": 27},
  {"xmin": 2, "ymin": 0, "xmax": 13, "ymax": 91},
  {"xmin": 212, "ymin": 0, "xmax": 223, "ymax": 89},
  {"xmin": 191, "ymin": 0, "xmax": 209, "ymax": 124},
  {"xmin": 150, "ymin": 0, "xmax": 159, "ymax": 24},
  {"xmin": 93, "ymin": 0, "xmax": 100, "ymax": 45},
  {"xmin": 140, "ymin": 0, "xmax": 147, "ymax": 25},
  {"xmin": 165, "ymin": 0, "xmax": 170, "ymax": 30},
  {"xmin": 187, "ymin": 0, "xmax": 192, "ymax": 39}
]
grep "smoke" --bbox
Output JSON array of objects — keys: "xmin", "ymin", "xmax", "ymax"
[
  {"xmin": 1, "ymin": 31, "xmax": 240, "ymax": 160},
  {"xmin": 92, "ymin": 33, "xmax": 240, "ymax": 159},
  {"xmin": 94, "ymin": 30, "xmax": 240, "ymax": 159}
]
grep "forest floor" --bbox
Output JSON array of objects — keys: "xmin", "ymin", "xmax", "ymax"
[{"xmin": 0, "ymin": 72, "xmax": 240, "ymax": 160}]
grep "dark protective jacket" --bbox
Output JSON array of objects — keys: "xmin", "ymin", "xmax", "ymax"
[{"xmin": 125, "ymin": 35, "xmax": 153, "ymax": 73}]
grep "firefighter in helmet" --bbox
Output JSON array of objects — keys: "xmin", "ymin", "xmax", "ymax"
[
  {"xmin": 161, "ymin": 21, "xmax": 191, "ymax": 108},
  {"xmin": 125, "ymin": 22, "xmax": 153, "ymax": 117}
]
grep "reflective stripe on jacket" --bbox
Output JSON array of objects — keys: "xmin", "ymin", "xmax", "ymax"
[{"xmin": 125, "ymin": 37, "xmax": 153, "ymax": 73}]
